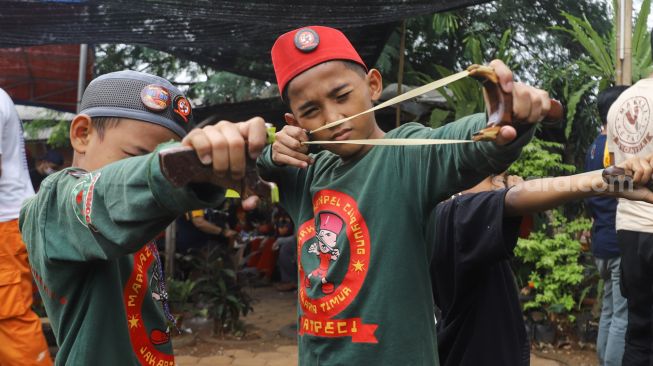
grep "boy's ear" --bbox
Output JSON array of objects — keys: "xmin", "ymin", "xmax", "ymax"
[
  {"xmin": 366, "ymin": 69, "xmax": 383, "ymax": 102},
  {"xmin": 69, "ymin": 114, "xmax": 93, "ymax": 154},
  {"xmin": 284, "ymin": 113, "xmax": 299, "ymax": 127}
]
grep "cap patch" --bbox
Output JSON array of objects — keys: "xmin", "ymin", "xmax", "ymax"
[
  {"xmin": 140, "ymin": 84, "xmax": 171, "ymax": 112},
  {"xmin": 173, "ymin": 95, "xmax": 192, "ymax": 124},
  {"xmin": 294, "ymin": 27, "xmax": 320, "ymax": 52}
]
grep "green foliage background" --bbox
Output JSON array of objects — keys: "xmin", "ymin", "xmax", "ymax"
[{"xmin": 23, "ymin": 115, "xmax": 71, "ymax": 148}]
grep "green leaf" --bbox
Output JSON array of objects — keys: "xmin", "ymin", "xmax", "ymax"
[
  {"xmin": 226, "ymin": 295, "xmax": 239, "ymax": 304},
  {"xmin": 632, "ymin": 0, "xmax": 650, "ymax": 57},
  {"xmin": 222, "ymin": 268, "xmax": 236, "ymax": 279},
  {"xmin": 565, "ymin": 79, "xmax": 598, "ymax": 139},
  {"xmin": 432, "ymin": 12, "xmax": 459, "ymax": 36},
  {"xmin": 432, "ymin": 64, "xmax": 484, "ymax": 119},
  {"xmin": 632, "ymin": 0, "xmax": 652, "ymax": 81},
  {"xmin": 463, "ymin": 35, "xmax": 483, "ymax": 65},
  {"xmin": 557, "ymin": 12, "xmax": 614, "ymax": 80},
  {"xmin": 429, "ymin": 108, "xmax": 450, "ymax": 128},
  {"xmin": 496, "ymin": 29, "xmax": 513, "ymax": 63}
]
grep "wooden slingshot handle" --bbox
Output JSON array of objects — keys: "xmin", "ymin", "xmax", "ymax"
[
  {"xmin": 602, "ymin": 165, "xmax": 653, "ymax": 191},
  {"xmin": 158, "ymin": 146, "xmax": 279, "ymax": 203},
  {"xmin": 467, "ymin": 64, "xmax": 564, "ymax": 142}
]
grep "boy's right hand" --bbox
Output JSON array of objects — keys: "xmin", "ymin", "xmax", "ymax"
[
  {"xmin": 610, "ymin": 154, "xmax": 653, "ymax": 203},
  {"xmin": 181, "ymin": 117, "xmax": 268, "ymax": 209},
  {"xmin": 617, "ymin": 154, "xmax": 653, "ymax": 185},
  {"xmin": 272, "ymin": 125, "xmax": 313, "ymax": 168}
]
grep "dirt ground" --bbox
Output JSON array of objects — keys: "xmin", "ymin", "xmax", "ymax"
[
  {"xmin": 174, "ymin": 286, "xmax": 297, "ymax": 357},
  {"xmin": 532, "ymin": 344, "xmax": 598, "ymax": 366},
  {"xmin": 175, "ymin": 286, "xmax": 600, "ymax": 365}
]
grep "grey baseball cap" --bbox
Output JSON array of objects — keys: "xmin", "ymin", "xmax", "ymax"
[{"xmin": 79, "ymin": 70, "xmax": 193, "ymax": 137}]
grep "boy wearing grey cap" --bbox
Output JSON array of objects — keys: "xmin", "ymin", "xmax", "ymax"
[{"xmin": 19, "ymin": 70, "xmax": 268, "ymax": 365}]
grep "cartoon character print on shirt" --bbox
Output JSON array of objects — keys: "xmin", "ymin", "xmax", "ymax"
[
  {"xmin": 304, "ymin": 212, "xmax": 342, "ymax": 294},
  {"xmin": 612, "ymin": 95, "xmax": 653, "ymax": 154},
  {"xmin": 297, "ymin": 189, "xmax": 378, "ymax": 343},
  {"xmin": 147, "ymin": 246, "xmax": 172, "ymax": 346}
]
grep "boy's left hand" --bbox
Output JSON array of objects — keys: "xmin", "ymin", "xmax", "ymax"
[{"xmin": 489, "ymin": 59, "xmax": 553, "ymax": 146}]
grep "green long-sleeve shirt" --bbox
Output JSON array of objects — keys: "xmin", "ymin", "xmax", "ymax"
[
  {"xmin": 20, "ymin": 142, "xmax": 224, "ymax": 366},
  {"xmin": 257, "ymin": 114, "xmax": 534, "ymax": 366}
]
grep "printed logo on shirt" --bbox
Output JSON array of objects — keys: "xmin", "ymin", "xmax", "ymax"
[
  {"xmin": 297, "ymin": 189, "xmax": 378, "ymax": 343},
  {"xmin": 612, "ymin": 96, "xmax": 653, "ymax": 154},
  {"xmin": 123, "ymin": 244, "xmax": 174, "ymax": 365},
  {"xmin": 70, "ymin": 171, "xmax": 101, "ymax": 231}
]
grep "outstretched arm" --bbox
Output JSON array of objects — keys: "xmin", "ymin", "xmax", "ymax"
[
  {"xmin": 192, "ymin": 215, "xmax": 224, "ymax": 236},
  {"xmin": 505, "ymin": 155, "xmax": 653, "ymax": 217}
]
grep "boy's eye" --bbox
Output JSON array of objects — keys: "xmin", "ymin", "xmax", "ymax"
[
  {"xmin": 302, "ymin": 108, "xmax": 318, "ymax": 118},
  {"xmin": 336, "ymin": 91, "xmax": 351, "ymax": 101}
]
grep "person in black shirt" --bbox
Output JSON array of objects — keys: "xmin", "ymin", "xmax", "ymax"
[
  {"xmin": 429, "ymin": 155, "xmax": 653, "ymax": 366},
  {"xmin": 176, "ymin": 208, "xmax": 236, "ymax": 254},
  {"xmin": 584, "ymin": 86, "xmax": 629, "ymax": 365}
]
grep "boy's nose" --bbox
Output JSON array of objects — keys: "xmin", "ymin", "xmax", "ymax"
[{"xmin": 324, "ymin": 109, "xmax": 346, "ymax": 127}]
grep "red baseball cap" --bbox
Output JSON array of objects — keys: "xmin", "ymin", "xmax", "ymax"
[{"xmin": 271, "ymin": 26, "xmax": 367, "ymax": 96}]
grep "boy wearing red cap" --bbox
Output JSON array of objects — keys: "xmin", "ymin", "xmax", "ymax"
[{"xmin": 258, "ymin": 26, "xmax": 554, "ymax": 365}]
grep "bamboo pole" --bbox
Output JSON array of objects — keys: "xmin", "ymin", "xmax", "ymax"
[
  {"xmin": 616, "ymin": 0, "xmax": 633, "ymax": 85},
  {"xmin": 623, "ymin": 0, "xmax": 633, "ymax": 85}
]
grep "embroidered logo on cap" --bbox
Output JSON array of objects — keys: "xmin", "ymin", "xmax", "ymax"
[
  {"xmin": 294, "ymin": 27, "xmax": 320, "ymax": 52},
  {"xmin": 140, "ymin": 84, "xmax": 171, "ymax": 112},
  {"xmin": 173, "ymin": 95, "xmax": 192, "ymax": 124}
]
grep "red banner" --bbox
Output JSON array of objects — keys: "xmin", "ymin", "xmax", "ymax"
[{"xmin": 299, "ymin": 315, "xmax": 378, "ymax": 343}]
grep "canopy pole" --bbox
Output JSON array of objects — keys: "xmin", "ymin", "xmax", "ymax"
[
  {"xmin": 615, "ymin": 0, "xmax": 633, "ymax": 85},
  {"xmin": 396, "ymin": 20, "xmax": 407, "ymax": 128},
  {"xmin": 76, "ymin": 44, "xmax": 88, "ymax": 113}
]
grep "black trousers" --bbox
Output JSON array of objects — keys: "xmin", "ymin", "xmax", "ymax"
[{"xmin": 618, "ymin": 230, "xmax": 653, "ymax": 366}]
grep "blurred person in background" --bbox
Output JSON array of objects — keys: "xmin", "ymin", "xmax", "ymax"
[
  {"xmin": 0, "ymin": 87, "xmax": 52, "ymax": 365},
  {"xmin": 272, "ymin": 207, "xmax": 297, "ymax": 292},
  {"xmin": 29, "ymin": 149, "xmax": 64, "ymax": 192}
]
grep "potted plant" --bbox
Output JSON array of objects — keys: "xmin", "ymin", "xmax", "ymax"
[
  {"xmin": 166, "ymin": 278, "xmax": 197, "ymax": 330},
  {"xmin": 192, "ymin": 245, "xmax": 253, "ymax": 337}
]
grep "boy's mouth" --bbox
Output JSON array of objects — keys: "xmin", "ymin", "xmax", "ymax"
[{"xmin": 332, "ymin": 128, "xmax": 352, "ymax": 141}]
